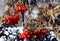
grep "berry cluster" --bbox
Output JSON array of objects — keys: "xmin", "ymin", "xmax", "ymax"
[
  {"xmin": 18, "ymin": 29, "xmax": 47, "ymax": 39},
  {"xmin": 35, "ymin": 29, "xmax": 47, "ymax": 37},
  {"xmin": 4, "ymin": 14, "xmax": 20, "ymax": 26},
  {"xmin": 14, "ymin": 4, "xmax": 26, "ymax": 13},
  {"xmin": 18, "ymin": 29, "xmax": 34, "ymax": 39}
]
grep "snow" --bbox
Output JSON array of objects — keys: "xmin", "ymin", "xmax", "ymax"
[{"xmin": 31, "ymin": 6, "xmax": 39, "ymax": 19}]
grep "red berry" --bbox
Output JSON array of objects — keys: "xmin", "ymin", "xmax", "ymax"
[
  {"xmin": 24, "ymin": 30, "xmax": 31, "ymax": 35},
  {"xmin": 5, "ymin": 17, "xmax": 11, "ymax": 24},
  {"xmin": 7, "ymin": 17, "xmax": 11, "ymax": 20},
  {"xmin": 15, "ymin": 14, "xmax": 20, "ymax": 20},
  {"xmin": 22, "ymin": 34, "xmax": 26, "ymax": 38},
  {"xmin": 18, "ymin": 6, "xmax": 21, "ymax": 11},
  {"xmin": 24, "ymin": 31, "xmax": 29, "ymax": 35},
  {"xmin": 21, "ymin": 6, "xmax": 26, "ymax": 11},
  {"xmin": 15, "ymin": 7, "xmax": 19, "ymax": 12},
  {"xmin": 12, "ymin": 24, "xmax": 16, "ymax": 26},
  {"xmin": 19, "ymin": 34, "xmax": 23, "ymax": 39},
  {"xmin": 7, "ymin": 20, "xmax": 11, "ymax": 24},
  {"xmin": 30, "ymin": 31, "xmax": 34, "ymax": 36},
  {"xmin": 26, "ymin": 35, "xmax": 31, "ymax": 39},
  {"xmin": 4, "ymin": 18, "xmax": 8, "ymax": 23}
]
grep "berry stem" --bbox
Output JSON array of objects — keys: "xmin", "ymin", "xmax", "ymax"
[{"xmin": 22, "ymin": 13, "xmax": 24, "ymax": 26}]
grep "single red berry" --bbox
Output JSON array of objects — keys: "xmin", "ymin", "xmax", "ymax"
[
  {"xmin": 26, "ymin": 35, "xmax": 31, "ymax": 39},
  {"xmin": 24, "ymin": 31, "xmax": 29, "ymax": 35},
  {"xmin": 7, "ymin": 20, "xmax": 11, "ymax": 24},
  {"xmin": 22, "ymin": 33, "xmax": 26, "ymax": 38},
  {"xmin": 18, "ymin": 6, "xmax": 21, "ymax": 11},
  {"xmin": 15, "ymin": 7, "xmax": 19, "ymax": 12}
]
